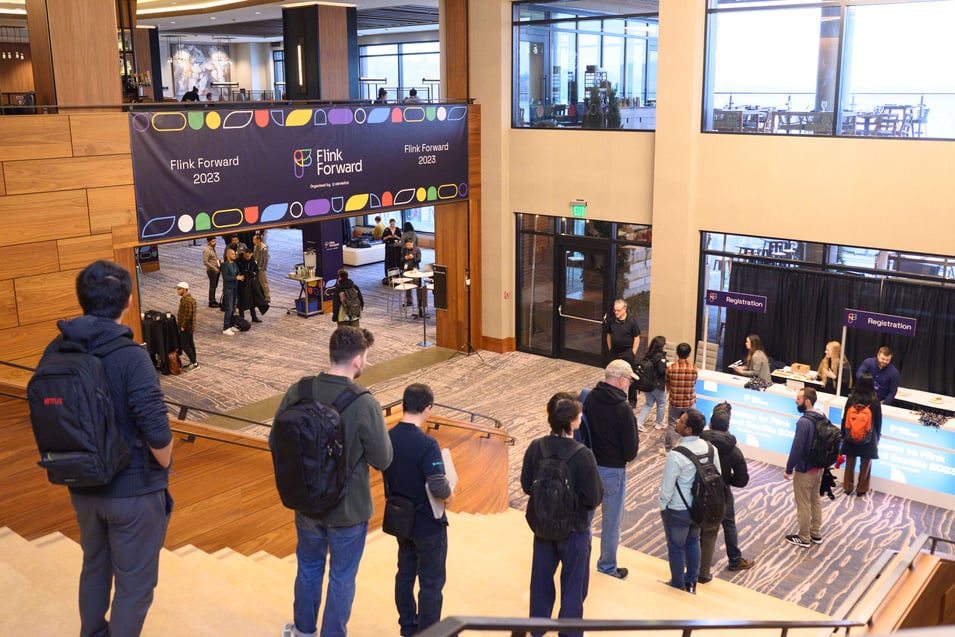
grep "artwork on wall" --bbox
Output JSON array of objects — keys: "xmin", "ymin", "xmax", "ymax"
[{"xmin": 172, "ymin": 43, "xmax": 231, "ymax": 99}]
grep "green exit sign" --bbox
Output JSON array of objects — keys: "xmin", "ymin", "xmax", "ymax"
[{"xmin": 571, "ymin": 200, "xmax": 587, "ymax": 217}]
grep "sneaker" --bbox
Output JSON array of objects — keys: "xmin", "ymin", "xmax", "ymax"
[
  {"xmin": 728, "ymin": 558, "xmax": 754, "ymax": 571},
  {"xmin": 609, "ymin": 567, "xmax": 628, "ymax": 579},
  {"xmin": 637, "ymin": 423, "xmax": 648, "ymax": 433},
  {"xmin": 222, "ymin": 328, "xmax": 235, "ymax": 335},
  {"xmin": 654, "ymin": 423, "xmax": 667, "ymax": 430},
  {"xmin": 280, "ymin": 622, "xmax": 304, "ymax": 637},
  {"xmin": 785, "ymin": 534, "xmax": 812, "ymax": 548},
  {"xmin": 810, "ymin": 535, "xmax": 823, "ymax": 545},
  {"xmin": 683, "ymin": 582, "xmax": 697, "ymax": 594}
]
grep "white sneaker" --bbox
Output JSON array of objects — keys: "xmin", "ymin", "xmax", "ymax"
[
  {"xmin": 654, "ymin": 423, "xmax": 667, "ymax": 430},
  {"xmin": 637, "ymin": 423, "xmax": 648, "ymax": 433},
  {"xmin": 222, "ymin": 328, "xmax": 235, "ymax": 335},
  {"xmin": 281, "ymin": 622, "xmax": 313, "ymax": 637}
]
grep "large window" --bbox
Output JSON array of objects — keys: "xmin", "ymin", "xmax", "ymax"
[
  {"xmin": 513, "ymin": 1, "xmax": 659, "ymax": 130},
  {"xmin": 704, "ymin": 0, "xmax": 954, "ymax": 139},
  {"xmin": 359, "ymin": 40, "xmax": 440, "ymax": 101}
]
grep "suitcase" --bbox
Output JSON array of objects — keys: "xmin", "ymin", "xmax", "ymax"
[{"xmin": 231, "ymin": 315, "xmax": 252, "ymax": 332}]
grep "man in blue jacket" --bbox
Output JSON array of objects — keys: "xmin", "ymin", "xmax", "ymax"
[
  {"xmin": 47, "ymin": 260, "xmax": 173, "ymax": 637},
  {"xmin": 784, "ymin": 387, "xmax": 825, "ymax": 548},
  {"xmin": 855, "ymin": 346, "xmax": 900, "ymax": 405}
]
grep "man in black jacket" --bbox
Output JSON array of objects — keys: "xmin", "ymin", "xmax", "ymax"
[
  {"xmin": 699, "ymin": 401, "xmax": 754, "ymax": 581},
  {"xmin": 582, "ymin": 359, "xmax": 639, "ymax": 579}
]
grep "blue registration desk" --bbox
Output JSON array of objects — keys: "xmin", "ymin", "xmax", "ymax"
[{"xmin": 694, "ymin": 370, "xmax": 955, "ymax": 510}]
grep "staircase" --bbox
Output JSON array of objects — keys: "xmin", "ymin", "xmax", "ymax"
[{"xmin": 1, "ymin": 509, "xmax": 829, "ymax": 637}]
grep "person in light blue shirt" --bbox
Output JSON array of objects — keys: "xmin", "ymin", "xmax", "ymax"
[{"xmin": 658, "ymin": 409, "xmax": 721, "ymax": 594}]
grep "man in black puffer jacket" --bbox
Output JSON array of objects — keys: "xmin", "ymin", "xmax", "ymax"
[{"xmin": 699, "ymin": 401, "xmax": 754, "ymax": 581}]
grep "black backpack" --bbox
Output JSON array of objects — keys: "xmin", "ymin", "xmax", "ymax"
[
  {"xmin": 27, "ymin": 336, "xmax": 139, "ymax": 487},
  {"xmin": 270, "ymin": 378, "xmax": 368, "ymax": 516},
  {"xmin": 342, "ymin": 287, "xmax": 362, "ymax": 318},
  {"xmin": 633, "ymin": 357, "xmax": 656, "ymax": 392},
  {"xmin": 673, "ymin": 443, "xmax": 726, "ymax": 531},
  {"xmin": 525, "ymin": 437, "xmax": 584, "ymax": 541},
  {"xmin": 806, "ymin": 411, "xmax": 841, "ymax": 468}
]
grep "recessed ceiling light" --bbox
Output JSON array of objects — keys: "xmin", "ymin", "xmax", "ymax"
[{"xmin": 210, "ymin": 17, "xmax": 216, "ymax": 20}]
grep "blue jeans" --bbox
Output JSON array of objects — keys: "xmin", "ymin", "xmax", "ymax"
[
  {"xmin": 395, "ymin": 530, "xmax": 448, "ymax": 636},
  {"xmin": 70, "ymin": 490, "xmax": 172, "ymax": 637},
  {"xmin": 293, "ymin": 515, "xmax": 368, "ymax": 637},
  {"xmin": 637, "ymin": 388, "xmax": 667, "ymax": 426},
  {"xmin": 529, "ymin": 529, "xmax": 591, "ymax": 637},
  {"xmin": 221, "ymin": 286, "xmax": 237, "ymax": 330},
  {"xmin": 596, "ymin": 465, "xmax": 625, "ymax": 574},
  {"xmin": 661, "ymin": 508, "xmax": 700, "ymax": 588},
  {"xmin": 699, "ymin": 489, "xmax": 742, "ymax": 578}
]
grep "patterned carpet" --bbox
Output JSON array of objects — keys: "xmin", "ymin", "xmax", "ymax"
[{"xmin": 139, "ymin": 235, "xmax": 955, "ymax": 617}]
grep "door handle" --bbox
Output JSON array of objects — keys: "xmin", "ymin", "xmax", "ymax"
[{"xmin": 558, "ymin": 304, "xmax": 604, "ymax": 325}]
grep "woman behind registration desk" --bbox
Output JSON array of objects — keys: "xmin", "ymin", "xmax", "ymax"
[
  {"xmin": 817, "ymin": 340, "xmax": 852, "ymax": 395},
  {"xmin": 840, "ymin": 373, "xmax": 882, "ymax": 497},
  {"xmin": 730, "ymin": 334, "xmax": 772, "ymax": 383}
]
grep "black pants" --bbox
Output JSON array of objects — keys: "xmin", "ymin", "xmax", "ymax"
[
  {"xmin": 206, "ymin": 269, "xmax": 219, "ymax": 304},
  {"xmin": 179, "ymin": 329, "xmax": 197, "ymax": 364}
]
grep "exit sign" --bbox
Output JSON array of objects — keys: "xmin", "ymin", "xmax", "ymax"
[{"xmin": 571, "ymin": 200, "xmax": 587, "ymax": 217}]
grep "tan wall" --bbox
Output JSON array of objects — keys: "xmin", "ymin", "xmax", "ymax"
[
  {"xmin": 0, "ymin": 113, "xmax": 139, "ymax": 373},
  {"xmin": 474, "ymin": 0, "xmax": 955, "ymax": 351}
]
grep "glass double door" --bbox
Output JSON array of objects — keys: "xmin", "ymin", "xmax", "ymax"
[{"xmin": 556, "ymin": 238, "xmax": 612, "ymax": 367}]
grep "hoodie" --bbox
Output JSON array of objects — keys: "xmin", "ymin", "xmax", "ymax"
[
  {"xmin": 583, "ymin": 381, "xmax": 639, "ymax": 467},
  {"xmin": 700, "ymin": 429, "xmax": 749, "ymax": 488},
  {"xmin": 49, "ymin": 315, "xmax": 172, "ymax": 497}
]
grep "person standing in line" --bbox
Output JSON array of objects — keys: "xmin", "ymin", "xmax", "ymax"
[
  {"xmin": 372, "ymin": 215, "xmax": 386, "ymax": 239},
  {"xmin": 521, "ymin": 392, "xmax": 603, "ymax": 637},
  {"xmin": 384, "ymin": 383, "xmax": 454, "ymax": 637},
  {"xmin": 855, "ymin": 346, "xmax": 900, "ymax": 405},
  {"xmin": 841, "ymin": 373, "xmax": 882, "ymax": 497},
  {"xmin": 730, "ymin": 334, "xmax": 772, "ymax": 383},
  {"xmin": 664, "ymin": 342, "xmax": 698, "ymax": 456},
  {"xmin": 220, "ymin": 248, "xmax": 241, "ymax": 335},
  {"xmin": 202, "ymin": 236, "xmax": 220, "ymax": 308},
  {"xmin": 817, "ymin": 340, "xmax": 852, "ymax": 395},
  {"xmin": 604, "ymin": 299, "xmax": 641, "ymax": 407},
  {"xmin": 274, "ymin": 327, "xmax": 393, "ymax": 637},
  {"xmin": 658, "ymin": 409, "xmax": 718, "ymax": 594},
  {"xmin": 252, "ymin": 234, "xmax": 271, "ymax": 303},
  {"xmin": 784, "ymin": 387, "xmax": 825, "ymax": 548},
  {"xmin": 698, "ymin": 402, "xmax": 754, "ymax": 582},
  {"xmin": 582, "ymin": 359, "xmax": 639, "ymax": 580},
  {"xmin": 47, "ymin": 260, "xmax": 173, "ymax": 636},
  {"xmin": 175, "ymin": 281, "xmax": 198, "ymax": 371},
  {"xmin": 636, "ymin": 335, "xmax": 668, "ymax": 434}
]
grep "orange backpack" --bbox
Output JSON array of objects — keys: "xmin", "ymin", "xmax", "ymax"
[{"xmin": 845, "ymin": 403, "xmax": 873, "ymax": 444}]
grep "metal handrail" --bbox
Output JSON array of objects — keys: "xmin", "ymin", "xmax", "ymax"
[
  {"xmin": 418, "ymin": 616, "xmax": 864, "ymax": 637},
  {"xmin": 383, "ymin": 399, "xmax": 504, "ymax": 429}
]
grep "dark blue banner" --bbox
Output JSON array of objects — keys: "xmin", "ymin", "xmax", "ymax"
[
  {"xmin": 128, "ymin": 104, "xmax": 470, "ymax": 241},
  {"xmin": 843, "ymin": 308, "xmax": 917, "ymax": 336},
  {"xmin": 705, "ymin": 289, "xmax": 767, "ymax": 313}
]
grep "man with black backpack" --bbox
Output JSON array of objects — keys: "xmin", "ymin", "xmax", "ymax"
[
  {"xmin": 783, "ymin": 387, "xmax": 829, "ymax": 548},
  {"xmin": 272, "ymin": 326, "xmax": 392, "ymax": 637},
  {"xmin": 658, "ymin": 409, "xmax": 721, "ymax": 594},
  {"xmin": 29, "ymin": 260, "xmax": 173, "ymax": 636},
  {"xmin": 328, "ymin": 269, "xmax": 364, "ymax": 327}
]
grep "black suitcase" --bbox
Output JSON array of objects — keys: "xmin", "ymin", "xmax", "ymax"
[{"xmin": 231, "ymin": 315, "xmax": 252, "ymax": 332}]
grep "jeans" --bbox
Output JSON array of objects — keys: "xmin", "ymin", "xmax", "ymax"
[
  {"xmin": 661, "ymin": 508, "xmax": 700, "ymax": 588},
  {"xmin": 637, "ymin": 388, "xmax": 667, "ymax": 426},
  {"xmin": 293, "ymin": 515, "xmax": 368, "ymax": 637},
  {"xmin": 395, "ymin": 530, "xmax": 448, "ymax": 636},
  {"xmin": 793, "ymin": 470, "xmax": 823, "ymax": 542},
  {"xmin": 699, "ymin": 489, "xmax": 742, "ymax": 578},
  {"xmin": 221, "ymin": 287, "xmax": 237, "ymax": 330},
  {"xmin": 70, "ymin": 490, "xmax": 172, "ymax": 637},
  {"xmin": 206, "ymin": 268, "xmax": 219, "ymax": 304},
  {"xmin": 529, "ymin": 529, "xmax": 591, "ymax": 637},
  {"xmin": 595, "ymin": 465, "xmax": 625, "ymax": 574}
]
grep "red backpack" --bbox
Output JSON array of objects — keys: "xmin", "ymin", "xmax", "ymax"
[{"xmin": 845, "ymin": 404, "xmax": 874, "ymax": 444}]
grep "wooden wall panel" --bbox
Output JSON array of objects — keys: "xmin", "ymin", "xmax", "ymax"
[
  {"xmin": 0, "ymin": 321, "xmax": 60, "ymax": 361},
  {"xmin": 15, "ymin": 269, "xmax": 83, "ymax": 325},
  {"xmin": 25, "ymin": 0, "xmax": 54, "ymax": 107},
  {"xmin": 0, "ymin": 116, "xmax": 72, "ymax": 161},
  {"xmin": 46, "ymin": 0, "xmax": 122, "ymax": 106},
  {"xmin": 435, "ymin": 201, "xmax": 470, "ymax": 350},
  {"xmin": 318, "ymin": 5, "xmax": 350, "ymax": 100},
  {"xmin": 88, "ymin": 186, "xmax": 137, "ymax": 234},
  {"xmin": 442, "ymin": 0, "xmax": 469, "ymax": 99},
  {"xmin": 70, "ymin": 114, "xmax": 131, "ymax": 157},
  {"xmin": 1, "ymin": 191, "xmax": 91, "ymax": 246},
  {"xmin": 3, "ymin": 156, "xmax": 133, "ymax": 195},
  {"xmin": 112, "ymin": 239, "xmax": 142, "ymax": 343},
  {"xmin": 0, "ymin": 241, "xmax": 59, "ymax": 281},
  {"xmin": 58, "ymin": 234, "xmax": 115, "ymax": 271},
  {"xmin": 0, "ymin": 280, "xmax": 17, "ymax": 330},
  {"xmin": 0, "ymin": 163, "xmax": 4, "ymax": 195}
]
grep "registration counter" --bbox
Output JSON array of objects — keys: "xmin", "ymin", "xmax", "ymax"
[{"xmin": 693, "ymin": 370, "xmax": 955, "ymax": 510}]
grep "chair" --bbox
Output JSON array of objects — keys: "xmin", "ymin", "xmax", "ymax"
[
  {"xmin": 387, "ymin": 268, "xmax": 415, "ymax": 318},
  {"xmin": 804, "ymin": 111, "xmax": 833, "ymax": 135},
  {"xmin": 874, "ymin": 112, "xmax": 900, "ymax": 137},
  {"xmin": 913, "ymin": 107, "xmax": 930, "ymax": 137}
]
